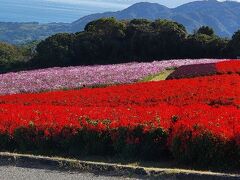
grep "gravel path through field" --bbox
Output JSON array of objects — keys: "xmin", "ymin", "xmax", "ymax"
[{"xmin": 0, "ymin": 166, "xmax": 137, "ymax": 180}]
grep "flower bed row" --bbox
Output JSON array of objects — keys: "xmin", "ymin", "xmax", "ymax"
[
  {"xmin": 166, "ymin": 60, "xmax": 240, "ymax": 80},
  {"xmin": 166, "ymin": 63, "xmax": 217, "ymax": 80},
  {"xmin": 0, "ymin": 104, "xmax": 239, "ymax": 168},
  {"xmin": 1, "ymin": 74, "xmax": 239, "ymax": 108},
  {"xmin": 216, "ymin": 60, "xmax": 240, "ymax": 74},
  {"xmin": 0, "ymin": 59, "xmax": 223, "ymax": 95}
]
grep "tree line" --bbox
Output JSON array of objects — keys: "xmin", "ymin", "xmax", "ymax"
[
  {"xmin": 1, "ymin": 17, "xmax": 240, "ymax": 71},
  {"xmin": 0, "ymin": 41, "xmax": 38, "ymax": 73}
]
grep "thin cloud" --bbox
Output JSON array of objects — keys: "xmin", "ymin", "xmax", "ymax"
[{"xmin": 45, "ymin": 0, "xmax": 129, "ymax": 8}]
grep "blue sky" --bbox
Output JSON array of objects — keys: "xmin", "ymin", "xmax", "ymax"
[{"xmin": 46, "ymin": 0, "xmax": 239, "ymax": 8}]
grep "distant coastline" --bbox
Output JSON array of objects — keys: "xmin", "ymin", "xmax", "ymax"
[{"xmin": 0, "ymin": 0, "xmax": 123, "ymax": 23}]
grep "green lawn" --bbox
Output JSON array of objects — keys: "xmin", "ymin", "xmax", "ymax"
[{"xmin": 140, "ymin": 69, "xmax": 175, "ymax": 82}]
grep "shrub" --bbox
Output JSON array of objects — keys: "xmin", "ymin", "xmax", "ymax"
[{"xmin": 169, "ymin": 121, "xmax": 240, "ymax": 169}]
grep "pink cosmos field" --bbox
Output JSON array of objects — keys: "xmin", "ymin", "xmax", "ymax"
[{"xmin": 0, "ymin": 59, "xmax": 227, "ymax": 95}]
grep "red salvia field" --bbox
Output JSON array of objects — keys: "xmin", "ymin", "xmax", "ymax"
[
  {"xmin": 0, "ymin": 60, "xmax": 240, "ymax": 168},
  {"xmin": 216, "ymin": 60, "xmax": 240, "ymax": 74}
]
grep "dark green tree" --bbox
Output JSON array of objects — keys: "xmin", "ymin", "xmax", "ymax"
[
  {"xmin": 151, "ymin": 19, "xmax": 187, "ymax": 59},
  {"xmin": 84, "ymin": 17, "xmax": 126, "ymax": 38},
  {"xmin": 184, "ymin": 33, "xmax": 227, "ymax": 58},
  {"xmin": 73, "ymin": 18, "xmax": 127, "ymax": 65},
  {"xmin": 125, "ymin": 19, "xmax": 153, "ymax": 60},
  {"xmin": 125, "ymin": 19, "xmax": 187, "ymax": 60},
  {"xmin": 0, "ymin": 42, "xmax": 22, "ymax": 65},
  {"xmin": 0, "ymin": 41, "xmax": 29, "ymax": 73},
  {"xmin": 227, "ymin": 30, "xmax": 240, "ymax": 58},
  {"xmin": 35, "ymin": 33, "xmax": 76, "ymax": 67},
  {"xmin": 196, "ymin": 26, "xmax": 215, "ymax": 36}
]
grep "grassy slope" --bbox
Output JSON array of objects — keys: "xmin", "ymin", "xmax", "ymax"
[{"xmin": 140, "ymin": 70, "xmax": 175, "ymax": 82}]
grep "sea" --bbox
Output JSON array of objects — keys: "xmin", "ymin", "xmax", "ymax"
[{"xmin": 0, "ymin": 0, "xmax": 126, "ymax": 23}]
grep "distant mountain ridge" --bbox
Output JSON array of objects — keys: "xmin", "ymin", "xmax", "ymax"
[
  {"xmin": 71, "ymin": 1, "xmax": 240, "ymax": 37},
  {"xmin": 1, "ymin": 0, "xmax": 240, "ymax": 44}
]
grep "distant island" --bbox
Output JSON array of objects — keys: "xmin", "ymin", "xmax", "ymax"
[{"xmin": 1, "ymin": 0, "xmax": 240, "ymax": 44}]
